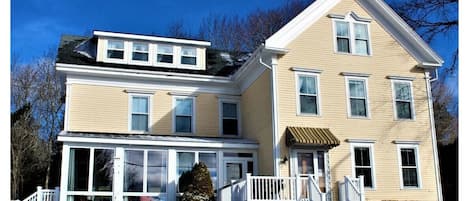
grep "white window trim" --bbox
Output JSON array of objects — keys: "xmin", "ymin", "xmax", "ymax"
[
  {"xmin": 218, "ymin": 99, "xmax": 242, "ymax": 136},
  {"xmin": 332, "ymin": 15, "xmax": 372, "ymax": 56},
  {"xmin": 180, "ymin": 46, "xmax": 198, "ymax": 67},
  {"xmin": 350, "ymin": 142, "xmax": 376, "ymax": 190},
  {"xmin": 295, "ymin": 71, "xmax": 321, "ymax": 116},
  {"xmin": 345, "ymin": 76, "xmax": 371, "ymax": 119},
  {"xmin": 396, "ymin": 144, "xmax": 422, "ymax": 189},
  {"xmin": 129, "ymin": 42, "xmax": 151, "ymax": 65},
  {"xmin": 128, "ymin": 93, "xmax": 152, "ymax": 133},
  {"xmin": 172, "ymin": 96, "xmax": 196, "ymax": 134},
  {"xmin": 391, "ymin": 79, "xmax": 416, "ymax": 121},
  {"xmin": 155, "ymin": 44, "xmax": 175, "ymax": 66},
  {"xmin": 104, "ymin": 39, "xmax": 127, "ymax": 64}
]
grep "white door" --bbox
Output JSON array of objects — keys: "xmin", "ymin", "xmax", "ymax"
[
  {"xmin": 292, "ymin": 150, "xmax": 327, "ymax": 193},
  {"xmin": 223, "ymin": 160, "xmax": 247, "ymax": 185}
]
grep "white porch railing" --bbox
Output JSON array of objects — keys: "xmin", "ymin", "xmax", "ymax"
[
  {"xmin": 338, "ymin": 176, "xmax": 365, "ymax": 201},
  {"xmin": 20, "ymin": 186, "xmax": 60, "ymax": 201},
  {"xmin": 219, "ymin": 173, "xmax": 326, "ymax": 201}
]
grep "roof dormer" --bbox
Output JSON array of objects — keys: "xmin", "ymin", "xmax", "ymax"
[{"xmin": 94, "ymin": 31, "xmax": 211, "ymax": 70}]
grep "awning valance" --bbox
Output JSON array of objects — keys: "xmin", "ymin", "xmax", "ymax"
[{"xmin": 286, "ymin": 126, "xmax": 340, "ymax": 148}]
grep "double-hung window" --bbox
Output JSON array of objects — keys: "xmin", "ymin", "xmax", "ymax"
[
  {"xmin": 297, "ymin": 73, "xmax": 319, "ymax": 115},
  {"xmin": 174, "ymin": 97, "xmax": 194, "ymax": 133},
  {"xmin": 130, "ymin": 95, "xmax": 150, "ymax": 132},
  {"xmin": 354, "ymin": 23, "xmax": 370, "ymax": 55},
  {"xmin": 107, "ymin": 40, "xmax": 125, "ymax": 59},
  {"xmin": 220, "ymin": 101, "xmax": 240, "ymax": 136},
  {"xmin": 351, "ymin": 143, "xmax": 375, "ymax": 188},
  {"xmin": 132, "ymin": 42, "xmax": 149, "ymax": 62},
  {"xmin": 181, "ymin": 47, "xmax": 197, "ymax": 65},
  {"xmin": 334, "ymin": 19, "xmax": 370, "ymax": 55},
  {"xmin": 392, "ymin": 80, "xmax": 414, "ymax": 120},
  {"xmin": 335, "ymin": 21, "xmax": 351, "ymax": 53},
  {"xmin": 157, "ymin": 44, "xmax": 174, "ymax": 64},
  {"xmin": 346, "ymin": 77, "xmax": 369, "ymax": 118},
  {"xmin": 397, "ymin": 144, "xmax": 421, "ymax": 188}
]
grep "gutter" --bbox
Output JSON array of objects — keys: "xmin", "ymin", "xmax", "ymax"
[{"xmin": 424, "ymin": 71, "xmax": 443, "ymax": 201}]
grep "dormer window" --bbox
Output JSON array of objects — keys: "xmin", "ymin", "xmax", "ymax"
[
  {"xmin": 181, "ymin": 47, "xmax": 197, "ymax": 65},
  {"xmin": 157, "ymin": 45, "xmax": 174, "ymax": 64},
  {"xmin": 331, "ymin": 12, "xmax": 371, "ymax": 55},
  {"xmin": 107, "ymin": 40, "xmax": 124, "ymax": 59},
  {"xmin": 132, "ymin": 42, "xmax": 149, "ymax": 62}
]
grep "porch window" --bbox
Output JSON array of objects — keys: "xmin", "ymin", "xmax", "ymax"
[
  {"xmin": 297, "ymin": 73, "xmax": 319, "ymax": 115},
  {"xmin": 347, "ymin": 77, "xmax": 369, "ymax": 118},
  {"xmin": 107, "ymin": 40, "xmax": 124, "ymax": 59},
  {"xmin": 130, "ymin": 95, "xmax": 150, "ymax": 132},
  {"xmin": 398, "ymin": 145, "xmax": 421, "ymax": 188},
  {"xmin": 177, "ymin": 152, "xmax": 217, "ymax": 191},
  {"xmin": 221, "ymin": 102, "xmax": 239, "ymax": 135},
  {"xmin": 351, "ymin": 144, "xmax": 375, "ymax": 188},
  {"xmin": 174, "ymin": 97, "xmax": 194, "ymax": 133},
  {"xmin": 181, "ymin": 47, "xmax": 197, "ymax": 65},
  {"xmin": 393, "ymin": 80, "xmax": 414, "ymax": 119}
]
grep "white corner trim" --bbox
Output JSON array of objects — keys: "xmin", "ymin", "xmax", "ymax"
[
  {"xmin": 290, "ymin": 67, "xmax": 323, "ymax": 74},
  {"xmin": 94, "ymin": 30, "xmax": 211, "ymax": 46},
  {"xmin": 168, "ymin": 91, "xmax": 199, "ymax": 97},
  {"xmin": 341, "ymin": 72, "xmax": 371, "ymax": 77},
  {"xmin": 124, "ymin": 89, "xmax": 156, "ymax": 94},
  {"xmin": 393, "ymin": 140, "xmax": 421, "ymax": 145},
  {"xmin": 346, "ymin": 139, "xmax": 376, "ymax": 143},
  {"xmin": 386, "ymin": 75, "xmax": 416, "ymax": 81}
]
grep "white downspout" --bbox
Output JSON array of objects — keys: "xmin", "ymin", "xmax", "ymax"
[
  {"xmin": 424, "ymin": 71, "xmax": 443, "ymax": 201},
  {"xmin": 259, "ymin": 50, "xmax": 280, "ymax": 177}
]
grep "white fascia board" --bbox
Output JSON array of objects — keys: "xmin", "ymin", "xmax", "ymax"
[
  {"xmin": 57, "ymin": 135, "xmax": 259, "ymax": 149},
  {"xmin": 265, "ymin": 0, "xmax": 341, "ymax": 48},
  {"xmin": 93, "ymin": 30, "xmax": 211, "ymax": 47}
]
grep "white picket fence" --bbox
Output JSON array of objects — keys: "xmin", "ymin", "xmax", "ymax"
[
  {"xmin": 338, "ymin": 176, "xmax": 365, "ymax": 201},
  {"xmin": 17, "ymin": 186, "xmax": 60, "ymax": 201}
]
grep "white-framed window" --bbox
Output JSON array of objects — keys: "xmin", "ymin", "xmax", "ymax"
[
  {"xmin": 156, "ymin": 44, "xmax": 174, "ymax": 64},
  {"xmin": 129, "ymin": 94, "xmax": 151, "ymax": 132},
  {"xmin": 107, "ymin": 40, "xmax": 125, "ymax": 60},
  {"xmin": 180, "ymin": 47, "xmax": 197, "ymax": 65},
  {"xmin": 345, "ymin": 77, "xmax": 370, "ymax": 118},
  {"xmin": 131, "ymin": 42, "xmax": 149, "ymax": 62},
  {"xmin": 173, "ymin": 96, "xmax": 195, "ymax": 133},
  {"xmin": 176, "ymin": 151, "xmax": 217, "ymax": 192},
  {"xmin": 397, "ymin": 144, "xmax": 421, "ymax": 189},
  {"xmin": 219, "ymin": 100, "xmax": 241, "ymax": 136},
  {"xmin": 392, "ymin": 80, "xmax": 415, "ymax": 120},
  {"xmin": 333, "ymin": 19, "xmax": 371, "ymax": 55},
  {"xmin": 350, "ymin": 143, "xmax": 376, "ymax": 188},
  {"xmin": 67, "ymin": 147, "xmax": 114, "ymax": 200},
  {"xmin": 296, "ymin": 72, "xmax": 320, "ymax": 115}
]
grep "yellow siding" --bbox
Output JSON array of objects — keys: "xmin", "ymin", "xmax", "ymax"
[
  {"xmin": 68, "ymin": 84, "xmax": 220, "ymax": 137},
  {"xmin": 241, "ymin": 70, "xmax": 274, "ymax": 175},
  {"xmin": 275, "ymin": 0, "xmax": 437, "ymax": 200}
]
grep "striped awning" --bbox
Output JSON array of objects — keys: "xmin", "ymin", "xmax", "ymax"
[{"xmin": 286, "ymin": 126, "xmax": 340, "ymax": 148}]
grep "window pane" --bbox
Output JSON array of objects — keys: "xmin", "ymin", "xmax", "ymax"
[
  {"xmin": 124, "ymin": 150, "xmax": 144, "ymax": 192},
  {"xmin": 349, "ymin": 80, "xmax": 365, "ymax": 98},
  {"xmin": 132, "ymin": 52, "xmax": 148, "ymax": 61},
  {"xmin": 355, "ymin": 168, "xmax": 373, "ymax": 187},
  {"xmin": 401, "ymin": 148, "xmax": 416, "ymax": 166},
  {"xmin": 226, "ymin": 163, "xmax": 243, "ymax": 182},
  {"xmin": 355, "ymin": 40, "xmax": 369, "ymax": 55},
  {"xmin": 158, "ymin": 45, "xmax": 173, "ymax": 54},
  {"xmin": 350, "ymin": 98, "xmax": 367, "ymax": 117},
  {"xmin": 354, "ymin": 147, "xmax": 371, "ymax": 166},
  {"xmin": 354, "ymin": 23, "xmax": 368, "ymax": 40},
  {"xmin": 297, "ymin": 153, "xmax": 314, "ymax": 174},
  {"xmin": 181, "ymin": 56, "xmax": 196, "ymax": 65},
  {"xmin": 176, "ymin": 116, "xmax": 192, "ymax": 133},
  {"xmin": 397, "ymin": 102, "xmax": 412, "ymax": 119},
  {"xmin": 181, "ymin": 47, "xmax": 196, "ymax": 56},
  {"xmin": 68, "ymin": 148, "xmax": 90, "ymax": 191},
  {"xmin": 223, "ymin": 103, "xmax": 238, "ymax": 118},
  {"xmin": 199, "ymin": 153, "xmax": 217, "ymax": 188},
  {"xmin": 147, "ymin": 151, "xmax": 167, "ymax": 193},
  {"xmin": 299, "ymin": 76, "xmax": 317, "ymax": 94},
  {"xmin": 132, "ymin": 97, "xmax": 148, "ymax": 113},
  {"xmin": 395, "ymin": 82, "xmax": 412, "ymax": 100},
  {"xmin": 132, "ymin": 114, "xmax": 148, "ymax": 131},
  {"xmin": 336, "ymin": 21, "xmax": 349, "ymax": 37},
  {"xmin": 175, "ymin": 99, "xmax": 192, "ymax": 116},
  {"xmin": 337, "ymin": 38, "xmax": 350, "ymax": 53},
  {"xmin": 93, "ymin": 149, "xmax": 114, "ymax": 192},
  {"xmin": 300, "ymin": 95, "xmax": 317, "ymax": 114},
  {"xmin": 108, "ymin": 40, "xmax": 124, "ymax": 49},
  {"xmin": 107, "ymin": 50, "xmax": 124, "ymax": 59},
  {"xmin": 133, "ymin": 43, "xmax": 148, "ymax": 52},
  {"xmin": 177, "ymin": 152, "xmax": 195, "ymax": 191},
  {"xmin": 157, "ymin": 54, "xmax": 173, "ymax": 63},
  {"xmin": 403, "ymin": 168, "xmax": 419, "ymax": 187},
  {"xmin": 223, "ymin": 119, "xmax": 238, "ymax": 135}
]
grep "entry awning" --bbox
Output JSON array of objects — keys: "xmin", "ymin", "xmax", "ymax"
[{"xmin": 286, "ymin": 126, "xmax": 340, "ymax": 148}]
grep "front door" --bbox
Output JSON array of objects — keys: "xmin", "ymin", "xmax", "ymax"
[
  {"xmin": 223, "ymin": 160, "xmax": 247, "ymax": 185},
  {"xmin": 292, "ymin": 149, "xmax": 327, "ymax": 193}
]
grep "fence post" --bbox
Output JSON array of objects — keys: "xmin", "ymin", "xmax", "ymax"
[
  {"xmin": 308, "ymin": 175, "xmax": 314, "ymax": 201},
  {"xmin": 344, "ymin": 176, "xmax": 349, "ymax": 201},
  {"xmin": 246, "ymin": 173, "xmax": 251, "ymax": 201},
  {"xmin": 295, "ymin": 174, "xmax": 301, "ymax": 201},
  {"xmin": 54, "ymin": 187, "xmax": 60, "ymax": 201},
  {"xmin": 36, "ymin": 186, "xmax": 43, "ymax": 201},
  {"xmin": 358, "ymin": 176, "xmax": 365, "ymax": 201}
]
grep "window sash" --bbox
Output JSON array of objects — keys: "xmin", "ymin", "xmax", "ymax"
[
  {"xmin": 334, "ymin": 20, "xmax": 370, "ymax": 55},
  {"xmin": 352, "ymin": 145, "xmax": 374, "ymax": 188}
]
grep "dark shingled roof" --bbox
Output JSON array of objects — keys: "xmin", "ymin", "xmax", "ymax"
[{"xmin": 56, "ymin": 34, "xmax": 251, "ymax": 77}]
